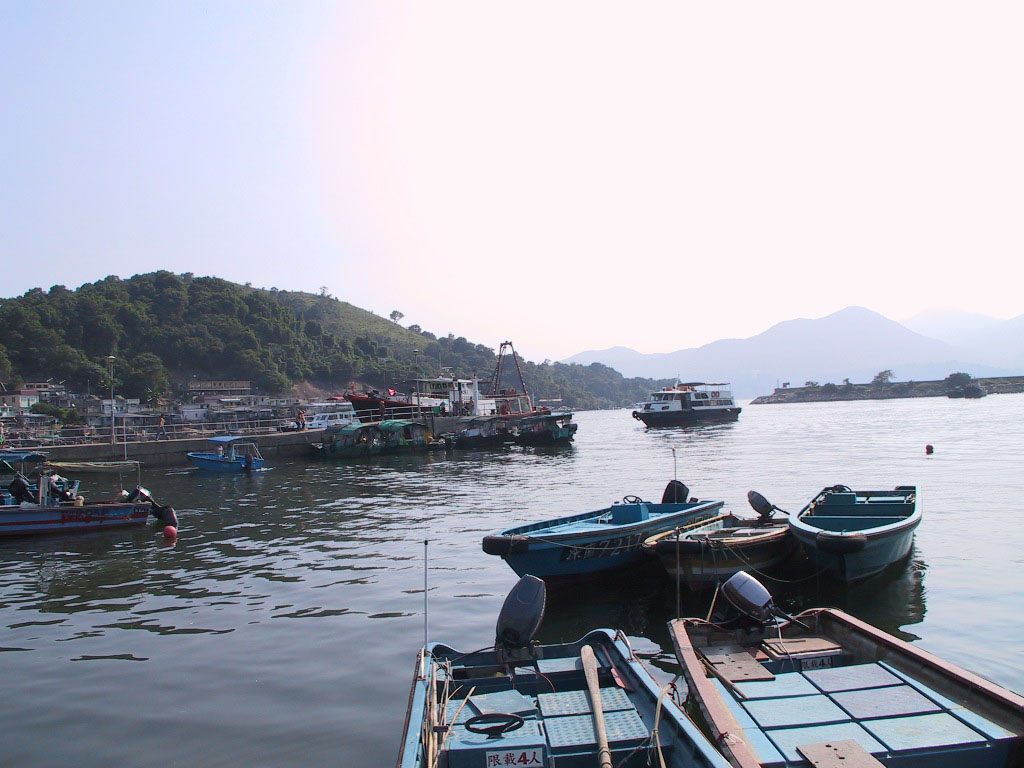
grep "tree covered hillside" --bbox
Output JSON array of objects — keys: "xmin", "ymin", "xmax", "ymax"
[{"xmin": 0, "ymin": 272, "xmax": 665, "ymax": 409}]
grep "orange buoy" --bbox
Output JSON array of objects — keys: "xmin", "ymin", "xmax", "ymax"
[{"xmin": 163, "ymin": 525, "xmax": 178, "ymax": 539}]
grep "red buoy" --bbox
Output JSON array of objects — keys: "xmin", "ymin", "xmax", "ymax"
[
  {"xmin": 925, "ymin": 444, "xmax": 934, "ymax": 455},
  {"xmin": 163, "ymin": 525, "xmax": 178, "ymax": 539}
]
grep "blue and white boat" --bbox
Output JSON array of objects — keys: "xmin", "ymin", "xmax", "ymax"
[
  {"xmin": 397, "ymin": 574, "xmax": 732, "ymax": 768},
  {"xmin": 788, "ymin": 485, "xmax": 920, "ymax": 583},
  {"xmin": 671, "ymin": 571, "xmax": 1024, "ymax": 768},
  {"xmin": 186, "ymin": 436, "xmax": 265, "ymax": 472},
  {"xmin": 482, "ymin": 481, "xmax": 723, "ymax": 578}
]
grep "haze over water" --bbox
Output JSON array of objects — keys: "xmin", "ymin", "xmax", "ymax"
[{"xmin": 1, "ymin": 395, "xmax": 1022, "ymax": 766}]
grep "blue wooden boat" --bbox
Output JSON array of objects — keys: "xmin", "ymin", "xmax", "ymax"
[
  {"xmin": 186, "ymin": 436, "xmax": 265, "ymax": 472},
  {"xmin": 397, "ymin": 574, "xmax": 732, "ymax": 768},
  {"xmin": 788, "ymin": 485, "xmax": 920, "ymax": 583},
  {"xmin": 482, "ymin": 481, "xmax": 723, "ymax": 578},
  {"xmin": 670, "ymin": 571, "xmax": 1024, "ymax": 768},
  {"xmin": 1, "ymin": 463, "xmax": 176, "ymax": 536}
]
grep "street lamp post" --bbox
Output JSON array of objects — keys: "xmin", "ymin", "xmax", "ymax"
[{"xmin": 106, "ymin": 356, "xmax": 116, "ymax": 446}]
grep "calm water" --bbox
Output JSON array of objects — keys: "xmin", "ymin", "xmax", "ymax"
[{"xmin": 1, "ymin": 396, "xmax": 1023, "ymax": 766}]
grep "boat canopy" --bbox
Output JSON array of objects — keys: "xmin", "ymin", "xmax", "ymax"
[
  {"xmin": 205, "ymin": 435, "xmax": 258, "ymax": 444},
  {"xmin": 45, "ymin": 461, "xmax": 141, "ymax": 474},
  {"xmin": 0, "ymin": 450, "xmax": 48, "ymax": 464},
  {"xmin": 378, "ymin": 419, "xmax": 416, "ymax": 430}
]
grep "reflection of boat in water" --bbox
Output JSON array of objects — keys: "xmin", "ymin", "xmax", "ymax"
[
  {"xmin": 643, "ymin": 491, "xmax": 795, "ymax": 591},
  {"xmin": 397, "ymin": 574, "xmax": 731, "ymax": 768},
  {"xmin": 670, "ymin": 571, "xmax": 1024, "ymax": 768},
  {"xmin": 632, "ymin": 382, "xmax": 741, "ymax": 427},
  {"xmin": 788, "ymin": 485, "xmax": 921, "ymax": 583}
]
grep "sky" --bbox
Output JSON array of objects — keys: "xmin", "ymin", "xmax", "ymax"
[{"xmin": 3, "ymin": 1, "xmax": 1023, "ymax": 364}]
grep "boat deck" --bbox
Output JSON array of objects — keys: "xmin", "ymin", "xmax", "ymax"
[{"xmin": 707, "ymin": 658, "xmax": 1015, "ymax": 767}]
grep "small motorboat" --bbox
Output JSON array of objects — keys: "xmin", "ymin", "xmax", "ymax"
[
  {"xmin": 186, "ymin": 436, "xmax": 265, "ymax": 472},
  {"xmin": 788, "ymin": 485, "xmax": 920, "ymax": 582},
  {"xmin": 397, "ymin": 574, "xmax": 732, "ymax": 768},
  {"xmin": 643, "ymin": 491, "xmax": 795, "ymax": 590},
  {"xmin": 670, "ymin": 571, "xmax": 1024, "ymax": 768},
  {"xmin": 482, "ymin": 481, "xmax": 723, "ymax": 578},
  {"xmin": 1, "ymin": 461, "xmax": 177, "ymax": 536}
]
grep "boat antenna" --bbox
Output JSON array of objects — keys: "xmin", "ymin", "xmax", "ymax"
[
  {"xmin": 423, "ymin": 539, "xmax": 429, "ymax": 653},
  {"xmin": 672, "ymin": 446, "xmax": 677, "ymax": 482}
]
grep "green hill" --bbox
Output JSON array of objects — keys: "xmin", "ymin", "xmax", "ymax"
[{"xmin": 0, "ymin": 272, "xmax": 665, "ymax": 409}]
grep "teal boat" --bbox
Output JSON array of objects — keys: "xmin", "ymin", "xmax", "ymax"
[
  {"xmin": 671, "ymin": 571, "xmax": 1024, "ymax": 768},
  {"xmin": 311, "ymin": 422, "xmax": 384, "ymax": 458},
  {"xmin": 515, "ymin": 412, "xmax": 578, "ymax": 445},
  {"xmin": 397, "ymin": 575, "xmax": 732, "ymax": 768},
  {"xmin": 186, "ymin": 436, "xmax": 265, "ymax": 472},
  {"xmin": 379, "ymin": 419, "xmax": 431, "ymax": 452},
  {"xmin": 788, "ymin": 485, "xmax": 920, "ymax": 582}
]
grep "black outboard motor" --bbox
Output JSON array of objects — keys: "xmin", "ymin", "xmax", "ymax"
[
  {"xmin": 494, "ymin": 574, "xmax": 546, "ymax": 663},
  {"xmin": 747, "ymin": 490, "xmax": 786, "ymax": 523},
  {"xmin": 151, "ymin": 502, "xmax": 178, "ymax": 528},
  {"xmin": 48, "ymin": 474, "xmax": 76, "ymax": 502},
  {"xmin": 662, "ymin": 480, "xmax": 690, "ymax": 503},
  {"xmin": 721, "ymin": 571, "xmax": 809, "ymax": 630},
  {"xmin": 8, "ymin": 474, "xmax": 34, "ymax": 504}
]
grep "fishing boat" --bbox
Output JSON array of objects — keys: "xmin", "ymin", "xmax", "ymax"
[
  {"xmin": 632, "ymin": 382, "xmax": 741, "ymax": 427},
  {"xmin": 788, "ymin": 485, "xmax": 920, "ymax": 583},
  {"xmin": 643, "ymin": 491, "xmax": 795, "ymax": 591},
  {"xmin": 515, "ymin": 412, "xmax": 578, "ymax": 446},
  {"xmin": 670, "ymin": 571, "xmax": 1024, "ymax": 768},
  {"xmin": 0, "ymin": 461, "xmax": 177, "ymax": 536},
  {"xmin": 378, "ymin": 419, "xmax": 430, "ymax": 452},
  {"xmin": 311, "ymin": 421, "xmax": 384, "ymax": 458},
  {"xmin": 186, "ymin": 436, "xmax": 265, "ymax": 472},
  {"xmin": 397, "ymin": 574, "xmax": 732, "ymax": 768},
  {"xmin": 452, "ymin": 415, "xmax": 517, "ymax": 449},
  {"xmin": 482, "ymin": 481, "xmax": 723, "ymax": 578}
]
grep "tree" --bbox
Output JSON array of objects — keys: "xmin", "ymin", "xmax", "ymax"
[
  {"xmin": 945, "ymin": 372, "xmax": 973, "ymax": 388},
  {"xmin": 821, "ymin": 382, "xmax": 838, "ymax": 395},
  {"xmin": 389, "ymin": 310, "xmax": 404, "ymax": 323},
  {"xmin": 805, "ymin": 381, "xmax": 819, "ymax": 388},
  {"xmin": 872, "ymin": 370, "xmax": 895, "ymax": 386}
]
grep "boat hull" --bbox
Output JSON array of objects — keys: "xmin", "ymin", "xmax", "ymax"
[
  {"xmin": 789, "ymin": 486, "xmax": 921, "ymax": 583},
  {"xmin": 186, "ymin": 452, "xmax": 265, "ymax": 472},
  {"xmin": 632, "ymin": 407, "xmax": 741, "ymax": 427},
  {"xmin": 483, "ymin": 500, "xmax": 724, "ymax": 578},
  {"xmin": 647, "ymin": 520, "xmax": 796, "ymax": 589},
  {"xmin": 0, "ymin": 502, "xmax": 151, "ymax": 537}
]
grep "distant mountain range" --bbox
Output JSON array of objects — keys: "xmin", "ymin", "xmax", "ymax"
[{"xmin": 561, "ymin": 307, "xmax": 1024, "ymax": 398}]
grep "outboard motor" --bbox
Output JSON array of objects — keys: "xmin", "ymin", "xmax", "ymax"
[
  {"xmin": 721, "ymin": 571, "xmax": 809, "ymax": 630},
  {"xmin": 747, "ymin": 490, "xmax": 786, "ymax": 523},
  {"xmin": 8, "ymin": 474, "xmax": 34, "ymax": 504},
  {"xmin": 125, "ymin": 486, "xmax": 152, "ymax": 504},
  {"xmin": 662, "ymin": 480, "xmax": 691, "ymax": 504},
  {"xmin": 494, "ymin": 574, "xmax": 546, "ymax": 663},
  {"xmin": 151, "ymin": 502, "xmax": 178, "ymax": 528}
]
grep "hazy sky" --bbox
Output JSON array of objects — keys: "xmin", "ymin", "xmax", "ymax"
[{"xmin": 4, "ymin": 2, "xmax": 1022, "ymax": 363}]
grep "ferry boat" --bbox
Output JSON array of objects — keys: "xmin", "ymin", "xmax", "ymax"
[{"xmin": 632, "ymin": 381, "xmax": 741, "ymax": 427}]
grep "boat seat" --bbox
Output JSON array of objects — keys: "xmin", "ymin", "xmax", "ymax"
[
  {"xmin": 800, "ymin": 516, "xmax": 905, "ymax": 531},
  {"xmin": 796, "ymin": 738, "xmax": 885, "ymax": 767}
]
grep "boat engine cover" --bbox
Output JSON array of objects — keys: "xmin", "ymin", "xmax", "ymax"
[
  {"xmin": 722, "ymin": 571, "xmax": 775, "ymax": 622},
  {"xmin": 495, "ymin": 575, "xmax": 546, "ymax": 652}
]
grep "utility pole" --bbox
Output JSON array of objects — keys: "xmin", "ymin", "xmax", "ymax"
[{"xmin": 106, "ymin": 356, "xmax": 116, "ymax": 446}]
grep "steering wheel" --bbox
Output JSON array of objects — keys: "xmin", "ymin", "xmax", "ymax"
[
  {"xmin": 464, "ymin": 713, "xmax": 525, "ymax": 738},
  {"xmin": 622, "ymin": 495, "xmax": 643, "ymax": 504},
  {"xmin": 830, "ymin": 485, "xmax": 853, "ymax": 493}
]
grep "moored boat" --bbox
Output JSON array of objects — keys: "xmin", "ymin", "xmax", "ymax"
[
  {"xmin": 451, "ymin": 415, "xmax": 516, "ymax": 449},
  {"xmin": 482, "ymin": 481, "xmax": 723, "ymax": 579},
  {"xmin": 186, "ymin": 436, "xmax": 265, "ymax": 472},
  {"xmin": 632, "ymin": 382, "xmax": 741, "ymax": 427},
  {"xmin": 643, "ymin": 491, "xmax": 795, "ymax": 590},
  {"xmin": 788, "ymin": 485, "xmax": 920, "ymax": 583},
  {"xmin": 670, "ymin": 571, "xmax": 1024, "ymax": 768},
  {"xmin": 379, "ymin": 419, "xmax": 431, "ymax": 452},
  {"xmin": 397, "ymin": 574, "xmax": 732, "ymax": 768},
  {"xmin": 311, "ymin": 421, "xmax": 384, "ymax": 458},
  {"xmin": 515, "ymin": 412, "xmax": 578, "ymax": 445},
  {"xmin": 1, "ymin": 462, "xmax": 177, "ymax": 536}
]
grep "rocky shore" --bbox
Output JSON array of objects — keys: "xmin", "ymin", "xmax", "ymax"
[{"xmin": 751, "ymin": 375, "xmax": 1024, "ymax": 404}]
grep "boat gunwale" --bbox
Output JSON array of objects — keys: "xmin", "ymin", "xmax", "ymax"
[
  {"xmin": 493, "ymin": 499, "xmax": 725, "ymax": 542},
  {"xmin": 789, "ymin": 486, "xmax": 922, "ymax": 540}
]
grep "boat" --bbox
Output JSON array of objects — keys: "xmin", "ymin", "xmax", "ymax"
[
  {"xmin": 379, "ymin": 419, "xmax": 431, "ymax": 452},
  {"xmin": 643, "ymin": 491, "xmax": 796, "ymax": 591},
  {"xmin": 948, "ymin": 384, "xmax": 986, "ymax": 399},
  {"xmin": 632, "ymin": 382, "xmax": 741, "ymax": 427},
  {"xmin": 346, "ymin": 389, "xmax": 420, "ymax": 421},
  {"xmin": 788, "ymin": 485, "xmax": 921, "ymax": 583},
  {"xmin": 515, "ymin": 412, "xmax": 578, "ymax": 445},
  {"xmin": 186, "ymin": 436, "xmax": 265, "ymax": 472},
  {"xmin": 452, "ymin": 415, "xmax": 517, "ymax": 449},
  {"xmin": 670, "ymin": 570, "xmax": 1024, "ymax": 768},
  {"xmin": 311, "ymin": 421, "xmax": 384, "ymax": 458},
  {"xmin": 397, "ymin": 574, "xmax": 732, "ymax": 768},
  {"xmin": 1, "ymin": 462, "xmax": 177, "ymax": 536},
  {"xmin": 482, "ymin": 481, "xmax": 724, "ymax": 578}
]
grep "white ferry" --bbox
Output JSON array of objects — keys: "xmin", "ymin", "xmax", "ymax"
[{"xmin": 632, "ymin": 381, "xmax": 741, "ymax": 427}]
